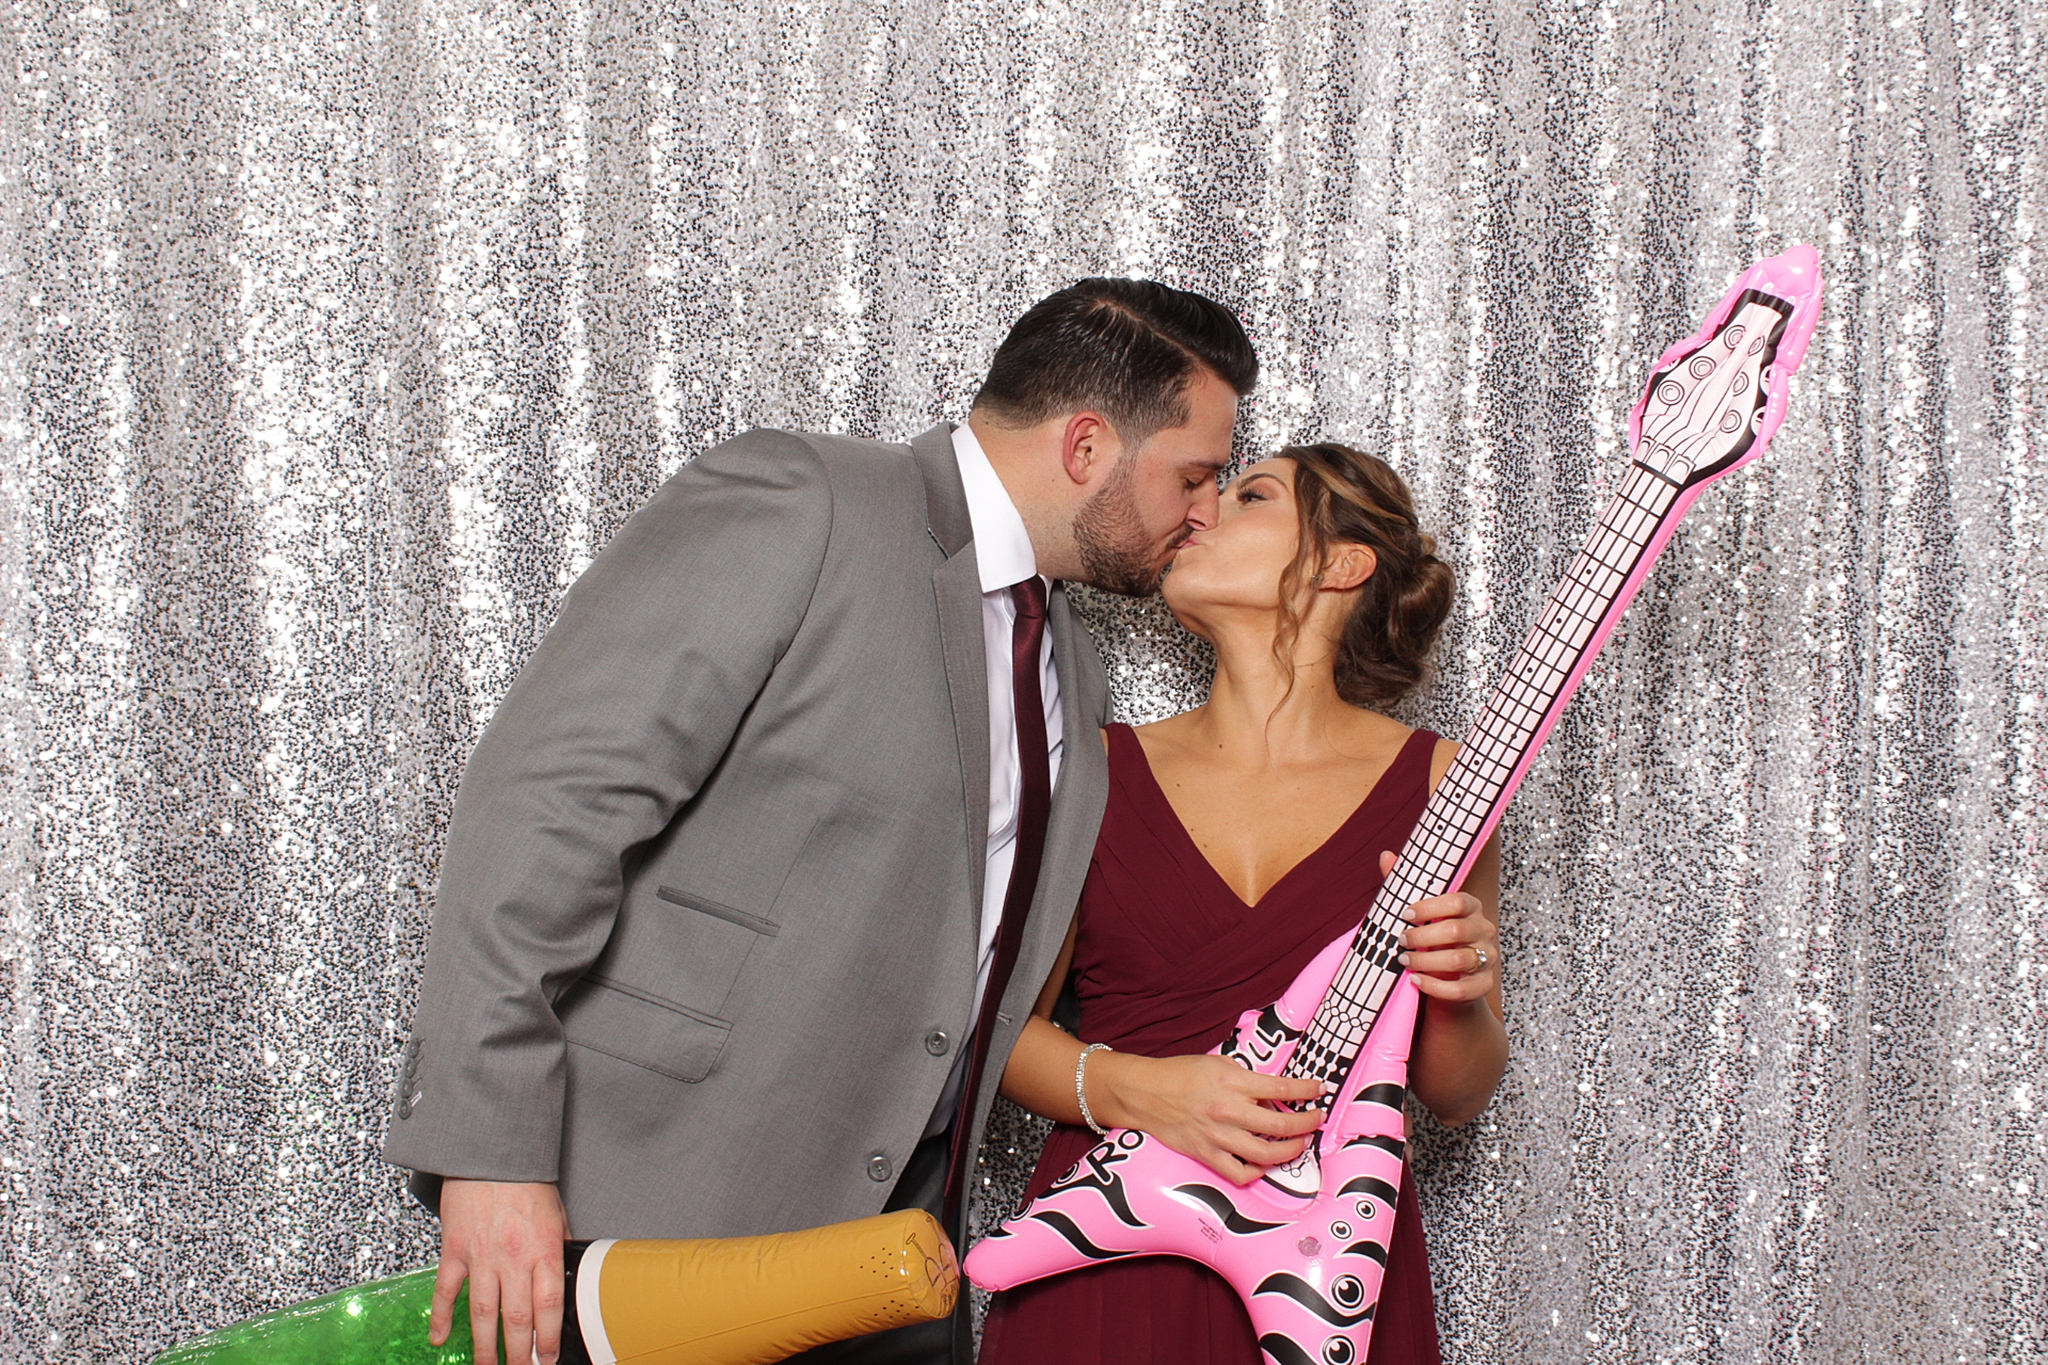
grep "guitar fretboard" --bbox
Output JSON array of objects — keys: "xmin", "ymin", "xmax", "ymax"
[
  {"xmin": 1281, "ymin": 460, "xmax": 1682, "ymax": 1091},
  {"xmin": 1267, "ymin": 284, "xmax": 1801, "ymax": 1100}
]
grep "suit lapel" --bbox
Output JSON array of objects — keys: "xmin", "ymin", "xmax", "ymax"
[
  {"xmin": 911, "ymin": 424, "xmax": 1111, "ymax": 1025},
  {"xmin": 1046, "ymin": 586, "xmax": 1105, "ymax": 786},
  {"xmin": 911, "ymin": 423, "xmax": 992, "ymax": 921}
]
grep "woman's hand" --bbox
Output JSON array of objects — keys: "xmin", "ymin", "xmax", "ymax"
[
  {"xmin": 1385, "ymin": 848, "xmax": 1501, "ymax": 1003},
  {"xmin": 1092, "ymin": 1050, "xmax": 1326, "ymax": 1187}
]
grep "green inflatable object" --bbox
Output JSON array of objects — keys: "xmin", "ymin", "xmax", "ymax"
[{"xmin": 152, "ymin": 1266, "xmax": 482, "ymax": 1364}]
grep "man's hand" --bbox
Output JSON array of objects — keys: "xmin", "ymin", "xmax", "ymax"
[{"xmin": 430, "ymin": 1179, "xmax": 569, "ymax": 1365}]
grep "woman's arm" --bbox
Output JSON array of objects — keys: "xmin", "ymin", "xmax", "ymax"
[
  {"xmin": 997, "ymin": 914, "xmax": 1327, "ymax": 1186},
  {"xmin": 1399, "ymin": 738, "xmax": 1509, "ymax": 1126},
  {"xmin": 1401, "ymin": 832, "xmax": 1508, "ymax": 1126},
  {"xmin": 997, "ymin": 912, "xmax": 1085, "ymax": 1124}
]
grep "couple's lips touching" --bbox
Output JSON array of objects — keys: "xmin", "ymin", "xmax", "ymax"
[{"xmin": 1155, "ymin": 531, "xmax": 1200, "ymax": 575}]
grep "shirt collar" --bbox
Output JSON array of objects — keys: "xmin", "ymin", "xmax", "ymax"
[{"xmin": 950, "ymin": 422, "xmax": 1043, "ymax": 595}]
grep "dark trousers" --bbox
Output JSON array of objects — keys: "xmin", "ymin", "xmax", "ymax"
[{"xmin": 782, "ymin": 1128, "xmax": 971, "ymax": 1365}]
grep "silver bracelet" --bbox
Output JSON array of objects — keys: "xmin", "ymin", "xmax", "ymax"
[{"xmin": 1075, "ymin": 1042, "xmax": 1113, "ymax": 1136}]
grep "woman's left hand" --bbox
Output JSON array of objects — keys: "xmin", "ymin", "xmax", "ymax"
[{"xmin": 1381, "ymin": 849, "xmax": 1500, "ymax": 1003}]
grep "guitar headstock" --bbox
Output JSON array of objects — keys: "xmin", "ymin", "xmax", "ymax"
[{"xmin": 1627, "ymin": 244, "xmax": 1825, "ymax": 491}]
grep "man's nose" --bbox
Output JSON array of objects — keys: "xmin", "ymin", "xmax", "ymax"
[{"xmin": 1187, "ymin": 481, "xmax": 1221, "ymax": 530}]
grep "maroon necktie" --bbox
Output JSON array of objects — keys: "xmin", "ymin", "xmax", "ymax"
[{"xmin": 943, "ymin": 577, "xmax": 1054, "ymax": 1216}]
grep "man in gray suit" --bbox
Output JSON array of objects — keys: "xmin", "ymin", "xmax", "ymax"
[{"xmin": 383, "ymin": 280, "xmax": 1258, "ymax": 1365}]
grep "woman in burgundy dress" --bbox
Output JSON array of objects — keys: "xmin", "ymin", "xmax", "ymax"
[{"xmin": 978, "ymin": 443, "xmax": 1508, "ymax": 1365}]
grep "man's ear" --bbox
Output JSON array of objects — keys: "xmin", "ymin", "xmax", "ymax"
[
  {"xmin": 1320, "ymin": 543, "xmax": 1377, "ymax": 592},
  {"xmin": 1060, "ymin": 411, "xmax": 1117, "ymax": 486}
]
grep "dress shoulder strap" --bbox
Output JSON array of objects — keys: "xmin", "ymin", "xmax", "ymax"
[
  {"xmin": 1390, "ymin": 726, "xmax": 1443, "ymax": 796},
  {"xmin": 1101, "ymin": 720, "xmax": 1140, "ymax": 766}
]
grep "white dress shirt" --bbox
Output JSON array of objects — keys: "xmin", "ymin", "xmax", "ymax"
[
  {"xmin": 920, "ymin": 424, "xmax": 1066, "ymax": 1141},
  {"xmin": 951, "ymin": 422, "xmax": 1065, "ymax": 1017}
]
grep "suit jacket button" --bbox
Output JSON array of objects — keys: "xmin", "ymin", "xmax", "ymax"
[
  {"xmin": 867, "ymin": 1154, "xmax": 892, "ymax": 1183},
  {"xmin": 395, "ymin": 1095, "xmax": 414, "ymax": 1121},
  {"xmin": 924, "ymin": 1030, "xmax": 950, "ymax": 1056}
]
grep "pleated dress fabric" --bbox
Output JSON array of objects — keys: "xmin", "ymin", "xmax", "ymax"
[{"xmin": 978, "ymin": 723, "xmax": 1445, "ymax": 1365}]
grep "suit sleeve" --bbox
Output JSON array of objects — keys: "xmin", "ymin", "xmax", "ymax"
[{"xmin": 382, "ymin": 429, "xmax": 832, "ymax": 1183}]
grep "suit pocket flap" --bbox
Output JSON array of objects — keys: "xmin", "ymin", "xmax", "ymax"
[
  {"xmin": 557, "ymin": 977, "xmax": 731, "ymax": 1084},
  {"xmin": 655, "ymin": 885, "xmax": 780, "ymax": 936}
]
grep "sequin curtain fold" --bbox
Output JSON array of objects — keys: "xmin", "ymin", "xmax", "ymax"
[{"xmin": 2, "ymin": 0, "xmax": 2042, "ymax": 1359}]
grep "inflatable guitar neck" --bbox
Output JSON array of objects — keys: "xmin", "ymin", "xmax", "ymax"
[{"xmin": 964, "ymin": 245, "xmax": 1825, "ymax": 1365}]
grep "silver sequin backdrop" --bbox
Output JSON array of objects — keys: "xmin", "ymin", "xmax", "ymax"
[{"xmin": 2, "ymin": 0, "xmax": 2043, "ymax": 1359}]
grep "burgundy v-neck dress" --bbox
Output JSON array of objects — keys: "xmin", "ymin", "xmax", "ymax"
[{"xmin": 978, "ymin": 723, "xmax": 1445, "ymax": 1365}]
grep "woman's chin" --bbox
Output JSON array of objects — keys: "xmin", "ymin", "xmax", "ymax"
[{"xmin": 1159, "ymin": 575, "xmax": 1216, "ymax": 626}]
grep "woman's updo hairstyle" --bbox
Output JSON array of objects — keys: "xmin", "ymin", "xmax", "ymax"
[{"xmin": 1275, "ymin": 443, "xmax": 1456, "ymax": 707}]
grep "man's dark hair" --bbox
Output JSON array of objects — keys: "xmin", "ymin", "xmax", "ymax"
[{"xmin": 972, "ymin": 279, "xmax": 1258, "ymax": 445}]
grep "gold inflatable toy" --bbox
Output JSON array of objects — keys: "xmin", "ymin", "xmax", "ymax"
[{"xmin": 151, "ymin": 1209, "xmax": 959, "ymax": 1365}]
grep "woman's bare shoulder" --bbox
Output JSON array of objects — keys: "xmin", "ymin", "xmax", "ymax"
[
  {"xmin": 1336, "ymin": 705, "xmax": 1455, "ymax": 784},
  {"xmin": 1130, "ymin": 707, "xmax": 1203, "ymax": 740},
  {"xmin": 1124, "ymin": 708, "xmax": 1208, "ymax": 764},
  {"xmin": 1357, "ymin": 706, "xmax": 1458, "ymax": 787}
]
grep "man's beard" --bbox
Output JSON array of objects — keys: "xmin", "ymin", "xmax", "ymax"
[{"xmin": 1072, "ymin": 455, "xmax": 1178, "ymax": 597}]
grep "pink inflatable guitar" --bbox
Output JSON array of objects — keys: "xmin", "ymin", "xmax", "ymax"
[{"xmin": 964, "ymin": 246, "xmax": 1826, "ymax": 1365}]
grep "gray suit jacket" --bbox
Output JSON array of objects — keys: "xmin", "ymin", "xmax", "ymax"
[{"xmin": 382, "ymin": 423, "xmax": 1110, "ymax": 1238}]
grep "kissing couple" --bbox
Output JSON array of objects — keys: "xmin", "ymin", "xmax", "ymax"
[{"xmin": 384, "ymin": 279, "xmax": 1507, "ymax": 1365}]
